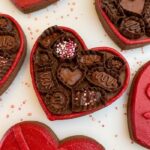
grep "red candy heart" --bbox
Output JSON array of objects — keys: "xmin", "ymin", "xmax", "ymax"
[
  {"xmin": 11, "ymin": 0, "xmax": 58, "ymax": 13},
  {"xmin": 0, "ymin": 121, "xmax": 105, "ymax": 150},
  {"xmin": 128, "ymin": 61, "xmax": 150, "ymax": 149},
  {"xmin": 0, "ymin": 14, "xmax": 26, "ymax": 95},
  {"xmin": 95, "ymin": 0, "xmax": 150, "ymax": 50},
  {"xmin": 30, "ymin": 26, "xmax": 130, "ymax": 120}
]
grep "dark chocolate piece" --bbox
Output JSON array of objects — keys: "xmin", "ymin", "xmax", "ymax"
[
  {"xmin": 39, "ymin": 26, "xmax": 64, "ymax": 49},
  {"xmin": 120, "ymin": 0, "xmax": 145, "ymax": 15},
  {"xmin": 72, "ymin": 87, "xmax": 105, "ymax": 112},
  {"xmin": 53, "ymin": 36, "xmax": 78, "ymax": 60},
  {"xmin": 45, "ymin": 89, "xmax": 69, "ymax": 114},
  {"xmin": 119, "ymin": 17, "xmax": 145, "ymax": 39},
  {"xmin": 102, "ymin": 0, "xmax": 125, "ymax": 25},
  {"xmin": 33, "ymin": 26, "xmax": 126, "ymax": 115},
  {"xmin": 87, "ymin": 68, "xmax": 121, "ymax": 92},
  {"xmin": 77, "ymin": 50, "xmax": 105, "ymax": 68},
  {"xmin": 105, "ymin": 56, "xmax": 125, "ymax": 72},
  {"xmin": 143, "ymin": 1, "xmax": 150, "ymax": 36},
  {"xmin": 0, "ymin": 16, "xmax": 12, "ymax": 32},
  {"xmin": 36, "ymin": 71, "xmax": 54, "ymax": 93}
]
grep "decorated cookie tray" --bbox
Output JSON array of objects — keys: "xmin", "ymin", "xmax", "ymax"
[{"xmin": 0, "ymin": 0, "xmax": 150, "ymax": 150}]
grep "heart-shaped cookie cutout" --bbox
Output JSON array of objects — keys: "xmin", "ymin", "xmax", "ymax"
[
  {"xmin": 0, "ymin": 121, "xmax": 105, "ymax": 150},
  {"xmin": 0, "ymin": 14, "xmax": 26, "ymax": 95},
  {"xmin": 30, "ymin": 26, "xmax": 130, "ymax": 120},
  {"xmin": 11, "ymin": 0, "xmax": 58, "ymax": 13},
  {"xmin": 128, "ymin": 61, "xmax": 150, "ymax": 149},
  {"xmin": 95, "ymin": 0, "xmax": 150, "ymax": 50}
]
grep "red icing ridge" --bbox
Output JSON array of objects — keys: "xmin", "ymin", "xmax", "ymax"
[
  {"xmin": 0, "ymin": 121, "xmax": 105, "ymax": 150},
  {"xmin": 30, "ymin": 26, "xmax": 130, "ymax": 120},
  {"xmin": 128, "ymin": 61, "xmax": 150, "ymax": 149}
]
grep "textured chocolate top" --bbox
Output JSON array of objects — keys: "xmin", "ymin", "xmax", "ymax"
[
  {"xmin": 102, "ymin": 0, "xmax": 150, "ymax": 39},
  {"xmin": 0, "ymin": 16, "xmax": 20, "ymax": 80},
  {"xmin": 33, "ymin": 26, "xmax": 126, "ymax": 115}
]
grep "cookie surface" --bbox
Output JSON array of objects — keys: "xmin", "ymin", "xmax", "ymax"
[
  {"xmin": 0, "ymin": 121, "xmax": 105, "ymax": 150},
  {"xmin": 95, "ymin": 0, "xmax": 150, "ymax": 50},
  {"xmin": 0, "ymin": 14, "xmax": 26, "ymax": 95},
  {"xmin": 128, "ymin": 61, "xmax": 150, "ymax": 149},
  {"xmin": 30, "ymin": 26, "xmax": 130, "ymax": 120},
  {"xmin": 11, "ymin": 0, "xmax": 58, "ymax": 13}
]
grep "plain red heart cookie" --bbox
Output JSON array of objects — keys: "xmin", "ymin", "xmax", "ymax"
[
  {"xmin": 0, "ymin": 121, "xmax": 105, "ymax": 150},
  {"xmin": 95, "ymin": 0, "xmax": 150, "ymax": 50},
  {"xmin": 128, "ymin": 61, "xmax": 150, "ymax": 149},
  {"xmin": 0, "ymin": 14, "xmax": 26, "ymax": 95},
  {"xmin": 11, "ymin": 0, "xmax": 58, "ymax": 13},
  {"xmin": 30, "ymin": 26, "xmax": 130, "ymax": 120}
]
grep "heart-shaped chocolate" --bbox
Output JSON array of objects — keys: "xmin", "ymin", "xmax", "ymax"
[
  {"xmin": 30, "ymin": 26, "xmax": 130, "ymax": 120},
  {"xmin": 95, "ymin": 0, "xmax": 150, "ymax": 49},
  {"xmin": 57, "ymin": 64, "xmax": 84, "ymax": 88},
  {"xmin": 0, "ymin": 14, "xmax": 26, "ymax": 95},
  {"xmin": 11, "ymin": 0, "xmax": 58, "ymax": 13},
  {"xmin": 0, "ymin": 121, "xmax": 105, "ymax": 150},
  {"xmin": 128, "ymin": 61, "xmax": 150, "ymax": 149}
]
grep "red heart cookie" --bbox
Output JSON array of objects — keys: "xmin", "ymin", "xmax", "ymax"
[
  {"xmin": 0, "ymin": 121, "xmax": 105, "ymax": 150},
  {"xmin": 0, "ymin": 14, "xmax": 26, "ymax": 95},
  {"xmin": 95, "ymin": 0, "xmax": 150, "ymax": 50},
  {"xmin": 128, "ymin": 61, "xmax": 150, "ymax": 149},
  {"xmin": 30, "ymin": 26, "xmax": 130, "ymax": 120},
  {"xmin": 11, "ymin": 0, "xmax": 58, "ymax": 13}
]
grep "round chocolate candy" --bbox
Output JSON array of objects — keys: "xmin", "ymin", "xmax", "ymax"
[{"xmin": 119, "ymin": 16, "xmax": 145, "ymax": 39}]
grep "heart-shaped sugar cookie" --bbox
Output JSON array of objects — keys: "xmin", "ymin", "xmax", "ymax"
[
  {"xmin": 30, "ymin": 26, "xmax": 130, "ymax": 120},
  {"xmin": 0, "ymin": 121, "xmax": 105, "ymax": 150},
  {"xmin": 95, "ymin": 0, "xmax": 150, "ymax": 50},
  {"xmin": 128, "ymin": 61, "xmax": 150, "ymax": 149},
  {"xmin": 11, "ymin": 0, "xmax": 58, "ymax": 13},
  {"xmin": 0, "ymin": 14, "xmax": 26, "ymax": 95}
]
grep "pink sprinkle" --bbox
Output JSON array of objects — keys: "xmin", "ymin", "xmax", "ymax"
[{"xmin": 27, "ymin": 112, "xmax": 32, "ymax": 116}]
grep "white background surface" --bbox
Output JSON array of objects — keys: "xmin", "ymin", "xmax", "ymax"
[{"xmin": 0, "ymin": 0, "xmax": 149, "ymax": 149}]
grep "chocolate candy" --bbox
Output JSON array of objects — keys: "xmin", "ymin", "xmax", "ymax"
[
  {"xmin": 33, "ymin": 26, "xmax": 126, "ymax": 115},
  {"xmin": 119, "ymin": 17, "xmax": 145, "ymax": 39},
  {"xmin": 53, "ymin": 36, "xmax": 78, "ymax": 60},
  {"xmin": 105, "ymin": 56, "xmax": 125, "ymax": 72},
  {"xmin": 77, "ymin": 51, "xmax": 105, "ymax": 68},
  {"xmin": 72, "ymin": 87, "xmax": 105, "ymax": 112},
  {"xmin": 120, "ymin": 0, "xmax": 145, "ymax": 15},
  {"xmin": 36, "ymin": 71, "xmax": 54, "ymax": 93},
  {"xmin": 0, "ymin": 16, "xmax": 12, "ymax": 32},
  {"xmin": 87, "ymin": 68, "xmax": 121, "ymax": 92},
  {"xmin": 57, "ymin": 64, "xmax": 84, "ymax": 88},
  {"xmin": 102, "ymin": 0, "xmax": 125, "ymax": 25},
  {"xmin": 45, "ymin": 89, "xmax": 69, "ymax": 114}
]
